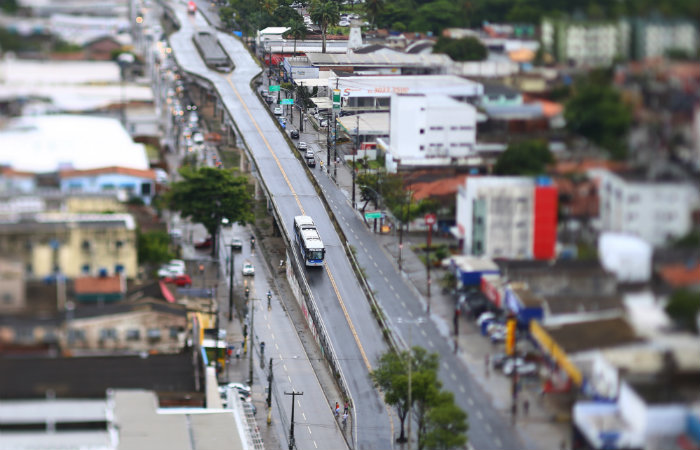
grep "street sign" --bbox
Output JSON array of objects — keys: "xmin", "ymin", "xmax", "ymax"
[
  {"xmin": 280, "ymin": 98, "xmax": 294, "ymax": 105},
  {"xmin": 424, "ymin": 213, "xmax": 436, "ymax": 225},
  {"xmin": 269, "ymin": 85, "xmax": 280, "ymax": 92},
  {"xmin": 333, "ymin": 89, "xmax": 341, "ymax": 110},
  {"xmin": 364, "ymin": 211, "xmax": 382, "ymax": 220}
]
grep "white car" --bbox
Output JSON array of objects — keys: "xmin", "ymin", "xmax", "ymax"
[
  {"xmin": 158, "ymin": 259, "xmax": 186, "ymax": 278},
  {"xmin": 242, "ymin": 261, "xmax": 255, "ymax": 276},
  {"xmin": 192, "ymin": 132, "xmax": 204, "ymax": 144},
  {"xmin": 274, "ymin": 107, "xmax": 283, "ymax": 116},
  {"xmin": 338, "ymin": 20, "xmax": 350, "ymax": 27}
]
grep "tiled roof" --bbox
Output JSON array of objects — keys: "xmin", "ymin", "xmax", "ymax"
[
  {"xmin": 0, "ymin": 166, "xmax": 35, "ymax": 178},
  {"xmin": 74, "ymin": 275, "xmax": 124, "ymax": 294},
  {"xmin": 412, "ymin": 175, "xmax": 468, "ymax": 201},
  {"xmin": 658, "ymin": 263, "xmax": 700, "ymax": 287},
  {"xmin": 545, "ymin": 317, "xmax": 640, "ymax": 354},
  {"xmin": 59, "ymin": 166, "xmax": 156, "ymax": 180}
]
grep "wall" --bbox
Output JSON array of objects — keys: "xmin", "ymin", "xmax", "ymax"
[{"xmin": 61, "ymin": 173, "xmax": 154, "ymax": 205}]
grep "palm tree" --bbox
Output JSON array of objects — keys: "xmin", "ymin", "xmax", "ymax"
[
  {"xmin": 309, "ymin": 0, "xmax": 339, "ymax": 53},
  {"xmin": 283, "ymin": 18, "xmax": 307, "ymax": 56},
  {"xmin": 363, "ymin": 0, "xmax": 383, "ymax": 28}
]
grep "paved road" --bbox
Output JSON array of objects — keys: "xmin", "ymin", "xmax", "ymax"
[{"xmin": 167, "ymin": 3, "xmax": 394, "ymax": 449}]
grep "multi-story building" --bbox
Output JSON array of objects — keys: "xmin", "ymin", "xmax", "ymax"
[
  {"xmin": 59, "ymin": 166, "xmax": 156, "ymax": 205},
  {"xmin": 384, "ymin": 94, "xmax": 477, "ymax": 172},
  {"xmin": 542, "ymin": 17, "xmax": 627, "ymax": 67},
  {"xmin": 0, "ymin": 212, "xmax": 138, "ymax": 279},
  {"xmin": 0, "ymin": 260, "xmax": 25, "ymax": 314},
  {"xmin": 455, "ymin": 176, "xmax": 558, "ymax": 260},
  {"xmin": 589, "ymin": 168, "xmax": 699, "ymax": 247},
  {"xmin": 631, "ymin": 18, "xmax": 698, "ymax": 60}
]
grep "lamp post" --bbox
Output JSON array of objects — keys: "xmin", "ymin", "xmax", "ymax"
[
  {"xmin": 397, "ymin": 317, "xmax": 425, "ymax": 449},
  {"xmin": 352, "ymin": 115, "xmax": 359, "ymax": 209},
  {"xmin": 228, "ymin": 243, "xmax": 235, "ymax": 321}
]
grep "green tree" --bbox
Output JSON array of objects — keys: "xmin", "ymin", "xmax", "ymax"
[
  {"xmin": 167, "ymin": 167, "xmax": 253, "ymax": 256},
  {"xmin": 432, "ymin": 36, "xmax": 488, "ymax": 62},
  {"xmin": 420, "ymin": 391, "xmax": 469, "ymax": 450},
  {"xmin": 0, "ymin": 0, "xmax": 17, "ymax": 13},
  {"xmin": 564, "ymin": 76, "xmax": 632, "ymax": 160},
  {"xmin": 310, "ymin": 0, "xmax": 339, "ymax": 53},
  {"xmin": 283, "ymin": 18, "xmax": 307, "ymax": 56},
  {"xmin": 410, "ymin": 0, "xmax": 464, "ymax": 35},
  {"xmin": 672, "ymin": 230, "xmax": 700, "ymax": 248},
  {"xmin": 137, "ymin": 230, "xmax": 174, "ymax": 266},
  {"xmin": 665, "ymin": 290, "xmax": 700, "ymax": 333},
  {"xmin": 363, "ymin": 0, "xmax": 384, "ymax": 27},
  {"xmin": 371, "ymin": 347, "xmax": 442, "ymax": 444},
  {"xmin": 493, "ymin": 139, "xmax": 554, "ymax": 175}
]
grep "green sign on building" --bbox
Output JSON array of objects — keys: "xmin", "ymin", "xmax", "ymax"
[{"xmin": 364, "ymin": 211, "xmax": 382, "ymax": 220}]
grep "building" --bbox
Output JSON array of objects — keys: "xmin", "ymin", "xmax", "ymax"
[
  {"xmin": 455, "ymin": 176, "xmax": 558, "ymax": 260},
  {"xmin": 383, "ymin": 94, "xmax": 477, "ymax": 172},
  {"xmin": 59, "ymin": 166, "xmax": 156, "ymax": 205},
  {"xmin": 542, "ymin": 17, "xmax": 627, "ymax": 67},
  {"xmin": 589, "ymin": 168, "xmax": 699, "ymax": 247},
  {"xmin": 64, "ymin": 300, "xmax": 187, "ymax": 354},
  {"xmin": 631, "ymin": 18, "xmax": 698, "ymax": 61},
  {"xmin": 0, "ymin": 260, "xmax": 25, "ymax": 314},
  {"xmin": 303, "ymin": 52, "xmax": 453, "ymax": 76},
  {"xmin": 0, "ymin": 212, "xmax": 138, "ymax": 279}
]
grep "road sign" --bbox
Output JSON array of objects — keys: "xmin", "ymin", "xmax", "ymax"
[
  {"xmin": 269, "ymin": 85, "xmax": 280, "ymax": 92},
  {"xmin": 364, "ymin": 211, "xmax": 382, "ymax": 220},
  {"xmin": 280, "ymin": 98, "xmax": 294, "ymax": 105},
  {"xmin": 424, "ymin": 213, "xmax": 436, "ymax": 225}
]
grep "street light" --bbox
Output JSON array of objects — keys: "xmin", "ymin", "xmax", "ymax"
[{"xmin": 397, "ymin": 317, "xmax": 425, "ymax": 450}]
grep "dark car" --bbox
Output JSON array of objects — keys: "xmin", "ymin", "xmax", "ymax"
[
  {"xmin": 290, "ymin": 130, "xmax": 299, "ymax": 139},
  {"xmin": 194, "ymin": 237, "xmax": 213, "ymax": 249}
]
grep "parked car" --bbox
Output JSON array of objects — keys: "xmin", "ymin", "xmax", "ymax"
[
  {"xmin": 230, "ymin": 237, "xmax": 243, "ymax": 250},
  {"xmin": 194, "ymin": 237, "xmax": 213, "ymax": 249},
  {"xmin": 502, "ymin": 358, "xmax": 539, "ymax": 377},
  {"xmin": 157, "ymin": 259, "xmax": 186, "ymax": 278},
  {"xmin": 192, "ymin": 132, "xmax": 204, "ymax": 144},
  {"xmin": 242, "ymin": 261, "xmax": 255, "ymax": 276},
  {"xmin": 273, "ymin": 107, "xmax": 283, "ymax": 116},
  {"xmin": 297, "ymin": 141, "xmax": 308, "ymax": 151},
  {"xmin": 222, "ymin": 382, "xmax": 251, "ymax": 399},
  {"xmin": 319, "ymin": 118, "xmax": 328, "ymax": 127},
  {"xmin": 290, "ymin": 130, "xmax": 299, "ymax": 139},
  {"xmin": 162, "ymin": 274, "xmax": 192, "ymax": 287}
]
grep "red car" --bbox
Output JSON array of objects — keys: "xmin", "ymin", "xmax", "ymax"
[
  {"xmin": 194, "ymin": 237, "xmax": 213, "ymax": 249},
  {"xmin": 163, "ymin": 274, "xmax": 192, "ymax": 287}
]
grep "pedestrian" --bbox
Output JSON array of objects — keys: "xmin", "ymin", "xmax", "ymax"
[
  {"xmin": 236, "ymin": 347, "xmax": 241, "ymax": 360},
  {"xmin": 342, "ymin": 411, "xmax": 348, "ymax": 427},
  {"xmin": 343, "ymin": 401, "xmax": 349, "ymax": 414},
  {"xmin": 334, "ymin": 402, "xmax": 340, "ymax": 417},
  {"xmin": 523, "ymin": 399, "xmax": 529, "ymax": 416}
]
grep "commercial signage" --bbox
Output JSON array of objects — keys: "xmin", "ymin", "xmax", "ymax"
[
  {"xmin": 424, "ymin": 213, "xmax": 436, "ymax": 225},
  {"xmin": 333, "ymin": 89, "xmax": 341, "ymax": 110},
  {"xmin": 280, "ymin": 99, "xmax": 294, "ymax": 105},
  {"xmin": 268, "ymin": 85, "xmax": 281, "ymax": 92},
  {"xmin": 364, "ymin": 211, "xmax": 382, "ymax": 220}
]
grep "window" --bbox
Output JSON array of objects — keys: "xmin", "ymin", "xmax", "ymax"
[
  {"xmin": 100, "ymin": 328, "xmax": 118, "ymax": 340},
  {"xmin": 169, "ymin": 327, "xmax": 180, "ymax": 340},
  {"xmin": 126, "ymin": 329, "xmax": 140, "ymax": 341},
  {"xmin": 82, "ymin": 240, "xmax": 91, "ymax": 251},
  {"xmin": 68, "ymin": 329, "xmax": 86, "ymax": 343},
  {"xmin": 25, "ymin": 263, "xmax": 32, "ymax": 275},
  {"xmin": 15, "ymin": 327, "xmax": 34, "ymax": 342},
  {"xmin": 419, "ymin": 129, "xmax": 425, "ymax": 135},
  {"xmin": 147, "ymin": 328, "xmax": 161, "ymax": 340},
  {"xmin": 3, "ymin": 293, "xmax": 13, "ymax": 304},
  {"xmin": 419, "ymin": 145, "xmax": 425, "ymax": 151},
  {"xmin": 115, "ymin": 240, "xmax": 124, "ymax": 249},
  {"xmin": 141, "ymin": 182, "xmax": 151, "ymax": 196},
  {"xmin": 115, "ymin": 264, "xmax": 124, "ymax": 274},
  {"xmin": 82, "ymin": 264, "xmax": 90, "ymax": 274}
]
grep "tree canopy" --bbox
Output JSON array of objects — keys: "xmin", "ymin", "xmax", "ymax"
[
  {"xmin": 432, "ymin": 36, "xmax": 487, "ymax": 62},
  {"xmin": 309, "ymin": 0, "xmax": 339, "ymax": 53},
  {"xmin": 167, "ymin": 167, "xmax": 253, "ymax": 255},
  {"xmin": 371, "ymin": 347, "xmax": 468, "ymax": 447},
  {"xmin": 564, "ymin": 73, "xmax": 632, "ymax": 160},
  {"xmin": 665, "ymin": 289, "xmax": 700, "ymax": 333},
  {"xmin": 493, "ymin": 140, "xmax": 554, "ymax": 176},
  {"xmin": 137, "ymin": 230, "xmax": 175, "ymax": 267}
]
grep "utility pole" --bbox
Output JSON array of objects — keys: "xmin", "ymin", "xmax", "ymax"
[
  {"xmin": 248, "ymin": 297, "xmax": 255, "ymax": 386},
  {"xmin": 424, "ymin": 213, "xmax": 436, "ymax": 314},
  {"xmin": 332, "ymin": 78, "xmax": 339, "ymax": 180},
  {"xmin": 299, "ymin": 81, "xmax": 304, "ymax": 133},
  {"xmin": 326, "ymin": 112, "xmax": 331, "ymax": 169},
  {"xmin": 267, "ymin": 358, "xmax": 273, "ymax": 407},
  {"xmin": 285, "ymin": 391, "xmax": 304, "ymax": 450},
  {"xmin": 352, "ymin": 115, "xmax": 359, "ymax": 208},
  {"xmin": 228, "ymin": 243, "xmax": 235, "ymax": 321}
]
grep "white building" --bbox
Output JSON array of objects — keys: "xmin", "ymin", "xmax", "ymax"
[
  {"xmin": 542, "ymin": 17, "xmax": 627, "ymax": 67},
  {"xmin": 589, "ymin": 168, "xmax": 699, "ymax": 247},
  {"xmin": 455, "ymin": 176, "xmax": 558, "ymax": 260},
  {"xmin": 383, "ymin": 94, "xmax": 477, "ymax": 172},
  {"xmin": 631, "ymin": 18, "xmax": 698, "ymax": 60}
]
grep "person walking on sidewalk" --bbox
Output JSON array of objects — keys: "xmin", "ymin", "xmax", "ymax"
[{"xmin": 334, "ymin": 402, "xmax": 340, "ymax": 418}]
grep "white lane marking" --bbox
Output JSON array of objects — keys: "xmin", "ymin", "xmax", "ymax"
[
  {"xmin": 368, "ymin": 254, "xmax": 373, "ymax": 260},
  {"xmin": 283, "ymin": 364, "xmax": 288, "ymax": 372},
  {"xmin": 390, "ymin": 285, "xmax": 395, "ymax": 291},
  {"xmin": 459, "ymin": 385, "xmax": 466, "ymax": 393},
  {"xmin": 442, "ymin": 362, "xmax": 449, "ymax": 370},
  {"xmin": 384, "ymin": 276, "xmax": 389, "ymax": 282},
  {"xmin": 314, "ymin": 441, "xmax": 318, "ymax": 448},
  {"xmin": 476, "ymin": 411, "xmax": 483, "ymax": 419},
  {"xmin": 420, "ymin": 329, "xmax": 427, "ymax": 337},
  {"xmin": 379, "ymin": 269, "xmax": 384, "ymax": 275},
  {"xmin": 468, "ymin": 397, "xmax": 474, "ymax": 405},
  {"xmin": 401, "ymin": 301, "xmax": 406, "ymax": 307},
  {"xmin": 408, "ymin": 310, "xmax": 413, "ymax": 317},
  {"xmin": 450, "ymin": 372, "xmax": 456, "ymax": 381},
  {"xmin": 495, "ymin": 438, "xmax": 502, "ymax": 447},
  {"xmin": 428, "ymin": 340, "xmax": 434, "ymax": 347},
  {"xmin": 267, "ymin": 323, "xmax": 271, "ymax": 329},
  {"xmin": 302, "ymin": 412, "xmax": 307, "ymax": 421},
  {"xmin": 288, "ymin": 375, "xmax": 292, "ymax": 383},
  {"xmin": 373, "ymin": 262, "xmax": 378, "ymax": 267},
  {"xmin": 308, "ymin": 426, "xmax": 312, "ymax": 435},
  {"xmin": 275, "ymin": 343, "xmax": 280, "ymax": 351},
  {"xmin": 485, "ymin": 423, "xmax": 492, "ymax": 433}
]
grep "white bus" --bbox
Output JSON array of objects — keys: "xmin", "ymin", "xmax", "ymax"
[{"xmin": 293, "ymin": 216, "xmax": 325, "ymax": 267}]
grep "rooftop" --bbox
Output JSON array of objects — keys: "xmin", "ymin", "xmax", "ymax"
[
  {"xmin": 74, "ymin": 274, "xmax": 125, "ymax": 295},
  {"xmin": 658, "ymin": 262, "xmax": 700, "ymax": 288},
  {"xmin": 306, "ymin": 52, "xmax": 453, "ymax": 68},
  {"xmin": 0, "ymin": 115, "xmax": 149, "ymax": 173},
  {"xmin": 544, "ymin": 317, "xmax": 641, "ymax": 354},
  {"xmin": 543, "ymin": 294, "xmax": 623, "ymax": 315}
]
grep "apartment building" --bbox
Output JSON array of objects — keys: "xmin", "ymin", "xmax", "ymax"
[
  {"xmin": 384, "ymin": 94, "xmax": 477, "ymax": 172},
  {"xmin": 631, "ymin": 18, "xmax": 698, "ymax": 60},
  {"xmin": 455, "ymin": 176, "xmax": 557, "ymax": 260},
  {"xmin": 542, "ymin": 17, "xmax": 627, "ymax": 67},
  {"xmin": 0, "ymin": 212, "xmax": 138, "ymax": 279},
  {"xmin": 589, "ymin": 168, "xmax": 699, "ymax": 247}
]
